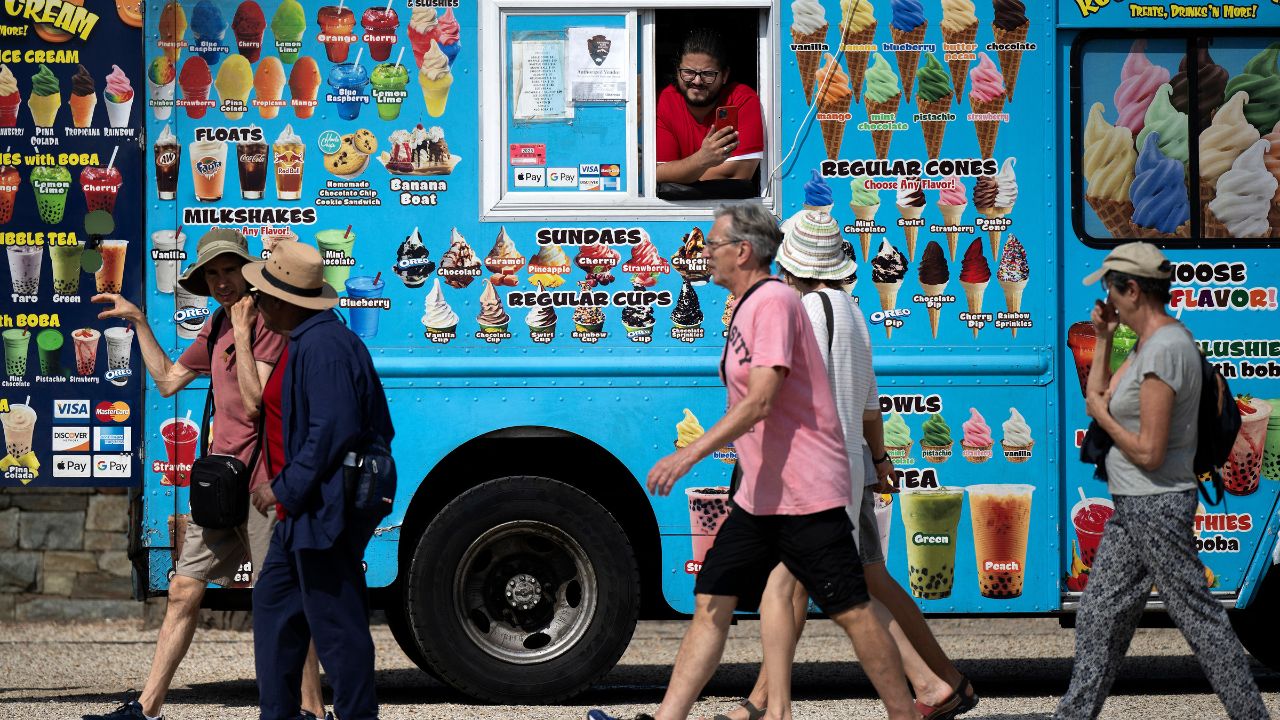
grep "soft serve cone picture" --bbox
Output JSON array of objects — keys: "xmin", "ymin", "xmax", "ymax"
[
  {"xmin": 961, "ymin": 407, "xmax": 993, "ymax": 462},
  {"xmin": 941, "ymin": 0, "xmax": 977, "ymax": 104},
  {"xmin": 103, "ymin": 65, "xmax": 135, "ymax": 128},
  {"xmin": 996, "ymin": 235, "xmax": 1028, "ymax": 337},
  {"xmin": 0, "ymin": 65, "xmax": 20, "ymax": 128},
  {"xmin": 968, "ymin": 54, "xmax": 1006, "ymax": 159},
  {"xmin": 937, "ymin": 176, "xmax": 967, "ymax": 260},
  {"xmin": 1199, "ymin": 91, "xmax": 1260, "ymax": 226},
  {"xmin": 889, "ymin": 0, "xmax": 927, "ymax": 102},
  {"xmin": 1171, "ymin": 48, "xmax": 1226, "ymax": 133},
  {"xmin": 1263, "ymin": 121, "xmax": 1280, "ymax": 230},
  {"xmin": 791, "ymin": 0, "xmax": 828, "ymax": 105},
  {"xmin": 884, "ymin": 411, "xmax": 913, "ymax": 463},
  {"xmin": 850, "ymin": 177, "xmax": 881, "ymax": 259},
  {"xmin": 1223, "ymin": 43, "xmax": 1280, "ymax": 136},
  {"xmin": 958, "ymin": 238, "xmax": 989, "ymax": 339},
  {"xmin": 1082, "ymin": 102, "xmax": 1136, "ymax": 238},
  {"xmin": 921, "ymin": 413, "xmax": 953, "ymax": 463},
  {"xmin": 69, "ymin": 65, "xmax": 96, "ymax": 128},
  {"xmin": 815, "ymin": 53, "xmax": 852, "ymax": 160},
  {"xmin": 992, "ymin": 0, "xmax": 1029, "ymax": 102},
  {"xmin": 896, "ymin": 181, "xmax": 926, "ymax": 261},
  {"xmin": 915, "ymin": 54, "xmax": 954, "ymax": 159},
  {"xmin": 1129, "ymin": 133, "xmax": 1190, "ymax": 238},
  {"xmin": 864, "ymin": 53, "xmax": 902, "ymax": 159},
  {"xmin": 985, "ymin": 158, "xmax": 1017, "ymax": 257},
  {"xmin": 918, "ymin": 240, "xmax": 949, "ymax": 339},
  {"xmin": 838, "ymin": 0, "xmax": 876, "ymax": 104},
  {"xmin": 871, "ymin": 239, "xmax": 907, "ymax": 338},
  {"xmin": 421, "ymin": 278, "xmax": 459, "ymax": 336},
  {"xmin": 1206, "ymin": 139, "xmax": 1276, "ymax": 238},
  {"xmin": 28, "ymin": 64, "xmax": 61, "ymax": 128},
  {"xmin": 1001, "ymin": 407, "xmax": 1033, "ymax": 462},
  {"xmin": 1114, "ymin": 40, "xmax": 1169, "ymax": 137},
  {"xmin": 1135, "ymin": 84, "xmax": 1188, "ymax": 174},
  {"xmin": 419, "ymin": 40, "xmax": 454, "ymax": 118}
]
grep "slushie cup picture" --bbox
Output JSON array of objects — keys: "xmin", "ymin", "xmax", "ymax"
[
  {"xmin": 371, "ymin": 61, "xmax": 409, "ymax": 120},
  {"xmin": 81, "ymin": 164, "xmax": 124, "ymax": 215},
  {"xmin": 0, "ymin": 64, "xmax": 20, "ymax": 127},
  {"xmin": 686, "ymin": 486, "xmax": 731, "ymax": 568},
  {"xmin": 30, "ymin": 166, "xmax": 71, "ymax": 225},
  {"xmin": 900, "ymin": 487, "xmax": 964, "ymax": 599},
  {"xmin": 160, "ymin": 415, "xmax": 200, "ymax": 486},
  {"xmin": 360, "ymin": 5, "xmax": 399, "ymax": 61},
  {"xmin": 1071, "ymin": 495, "xmax": 1113, "ymax": 568},
  {"xmin": 318, "ymin": 4, "xmax": 357, "ymax": 62},
  {"xmin": 968, "ymin": 484, "xmax": 1034, "ymax": 599},
  {"xmin": 327, "ymin": 61, "xmax": 370, "ymax": 120}
]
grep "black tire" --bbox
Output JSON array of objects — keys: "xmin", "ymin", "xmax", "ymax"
[
  {"xmin": 405, "ymin": 476, "xmax": 639, "ymax": 703},
  {"xmin": 383, "ymin": 582, "xmax": 439, "ymax": 680},
  {"xmin": 1230, "ymin": 568, "xmax": 1280, "ymax": 670}
]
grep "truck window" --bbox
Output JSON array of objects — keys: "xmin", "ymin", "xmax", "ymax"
[
  {"xmin": 479, "ymin": 0, "xmax": 778, "ymax": 220},
  {"xmin": 1072, "ymin": 34, "xmax": 1280, "ymax": 245}
]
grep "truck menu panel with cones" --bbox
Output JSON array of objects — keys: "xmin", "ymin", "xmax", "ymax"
[
  {"xmin": 0, "ymin": 1, "xmax": 146, "ymax": 488},
  {"xmin": 116, "ymin": 0, "xmax": 1280, "ymax": 615}
]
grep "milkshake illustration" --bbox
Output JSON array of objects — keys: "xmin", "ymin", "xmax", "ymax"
[
  {"xmin": 104, "ymin": 326, "xmax": 135, "ymax": 386},
  {"xmin": 1, "ymin": 402, "xmax": 37, "ymax": 461},
  {"xmin": 72, "ymin": 328, "xmax": 100, "ymax": 376}
]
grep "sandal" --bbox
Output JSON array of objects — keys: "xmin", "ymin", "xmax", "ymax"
[
  {"xmin": 955, "ymin": 675, "xmax": 979, "ymax": 714},
  {"xmin": 712, "ymin": 699, "xmax": 767, "ymax": 720},
  {"xmin": 914, "ymin": 690, "xmax": 964, "ymax": 720}
]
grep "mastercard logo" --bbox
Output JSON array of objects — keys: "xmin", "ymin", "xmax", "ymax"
[
  {"xmin": 95, "ymin": 401, "xmax": 131, "ymax": 423},
  {"xmin": 600, "ymin": 164, "xmax": 621, "ymax": 177}
]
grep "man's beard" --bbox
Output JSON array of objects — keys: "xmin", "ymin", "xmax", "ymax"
[{"xmin": 682, "ymin": 84, "xmax": 719, "ymax": 108}]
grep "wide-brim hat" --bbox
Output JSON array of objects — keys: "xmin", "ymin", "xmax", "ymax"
[
  {"xmin": 177, "ymin": 228, "xmax": 258, "ymax": 296},
  {"xmin": 1082, "ymin": 241, "xmax": 1172, "ymax": 285},
  {"xmin": 776, "ymin": 209, "xmax": 857, "ymax": 281},
  {"xmin": 241, "ymin": 240, "xmax": 340, "ymax": 310}
]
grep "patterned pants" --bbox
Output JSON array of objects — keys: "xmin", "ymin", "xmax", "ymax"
[{"xmin": 1056, "ymin": 489, "xmax": 1269, "ymax": 720}]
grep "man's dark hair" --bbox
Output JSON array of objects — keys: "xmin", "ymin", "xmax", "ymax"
[
  {"xmin": 1105, "ymin": 269, "xmax": 1172, "ymax": 304},
  {"xmin": 676, "ymin": 29, "xmax": 729, "ymax": 70}
]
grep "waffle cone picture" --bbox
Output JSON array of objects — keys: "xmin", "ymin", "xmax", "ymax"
[
  {"xmin": 970, "ymin": 94, "xmax": 1006, "ymax": 158},
  {"xmin": 69, "ymin": 93, "xmax": 96, "ymax": 128},
  {"xmin": 866, "ymin": 94, "xmax": 902, "ymax": 159},
  {"xmin": 921, "ymin": 282, "xmax": 947, "ymax": 338},
  {"xmin": 981, "ymin": 207, "xmax": 1010, "ymax": 257},
  {"xmin": 1197, "ymin": 178, "xmax": 1214, "ymax": 226},
  {"xmin": 842, "ymin": 22, "xmax": 877, "ymax": 104},
  {"xmin": 820, "ymin": 93, "xmax": 853, "ymax": 160},
  {"xmin": 942, "ymin": 22, "xmax": 978, "ymax": 105},
  {"xmin": 1131, "ymin": 221, "xmax": 1191, "ymax": 239},
  {"xmin": 1268, "ymin": 200, "xmax": 1280, "ymax": 231},
  {"xmin": 853, "ymin": 203, "xmax": 879, "ymax": 259},
  {"xmin": 938, "ymin": 203, "xmax": 965, "ymax": 260},
  {"xmin": 917, "ymin": 96, "xmax": 951, "ymax": 158},
  {"xmin": 1086, "ymin": 195, "xmax": 1135, "ymax": 238},
  {"xmin": 920, "ymin": 442, "xmax": 953, "ymax": 464},
  {"xmin": 999, "ymin": 278, "xmax": 1026, "ymax": 338},
  {"xmin": 1002, "ymin": 440, "xmax": 1034, "ymax": 463},
  {"xmin": 899, "ymin": 204, "xmax": 925, "ymax": 260},
  {"xmin": 961, "ymin": 440, "xmax": 993, "ymax": 464},
  {"xmin": 792, "ymin": 25, "xmax": 829, "ymax": 105},
  {"xmin": 960, "ymin": 280, "xmax": 987, "ymax": 338},
  {"xmin": 875, "ymin": 280, "xmax": 902, "ymax": 338},
  {"xmin": 891, "ymin": 23, "xmax": 927, "ymax": 102},
  {"xmin": 1202, "ymin": 205, "xmax": 1231, "ymax": 238},
  {"xmin": 993, "ymin": 22, "xmax": 1030, "ymax": 102}
]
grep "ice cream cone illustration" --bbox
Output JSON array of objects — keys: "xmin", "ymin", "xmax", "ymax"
[
  {"xmin": 1001, "ymin": 408, "xmax": 1033, "ymax": 462},
  {"xmin": 884, "ymin": 412, "xmax": 913, "ymax": 462},
  {"xmin": 937, "ymin": 176, "xmax": 968, "ymax": 260},
  {"xmin": 889, "ymin": 0, "xmax": 926, "ymax": 101},
  {"xmin": 992, "ymin": 0, "xmax": 1029, "ymax": 102},
  {"xmin": 69, "ymin": 65, "xmax": 96, "ymax": 128},
  {"xmin": 916, "ymin": 54, "xmax": 954, "ymax": 159},
  {"xmin": 864, "ymin": 53, "xmax": 902, "ymax": 159},
  {"xmin": 838, "ymin": 0, "xmax": 877, "ymax": 103},
  {"xmin": 27, "ymin": 64, "xmax": 61, "ymax": 128},
  {"xmin": 968, "ymin": 54, "xmax": 1006, "ymax": 159},
  {"xmin": 1262, "ymin": 120, "xmax": 1280, "ymax": 230},
  {"xmin": 871, "ymin": 239, "xmax": 907, "ymax": 339},
  {"xmin": 1207, "ymin": 139, "xmax": 1276, "ymax": 238},
  {"xmin": 791, "ymin": 0, "xmax": 828, "ymax": 105},
  {"xmin": 918, "ymin": 240, "xmax": 949, "ymax": 339},
  {"xmin": 419, "ymin": 40, "xmax": 453, "ymax": 118},
  {"xmin": 958, "ymin": 238, "xmax": 990, "ymax": 339},
  {"xmin": 920, "ymin": 413, "xmax": 953, "ymax": 463},
  {"xmin": 1115, "ymin": 40, "xmax": 1170, "ymax": 137},
  {"xmin": 1131, "ymin": 133, "xmax": 1192, "ymax": 239},
  {"xmin": 1199, "ymin": 91, "xmax": 1260, "ymax": 222},
  {"xmin": 253, "ymin": 56, "xmax": 285, "ymax": 119},
  {"xmin": 1083, "ymin": 103, "xmax": 1137, "ymax": 238},
  {"xmin": 974, "ymin": 158, "xmax": 1016, "ymax": 256},
  {"xmin": 996, "ymin": 235, "xmax": 1028, "ymax": 338},
  {"xmin": 896, "ymin": 181, "xmax": 926, "ymax": 261},
  {"xmin": 850, "ymin": 177, "xmax": 880, "ymax": 260},
  {"xmin": 961, "ymin": 408, "xmax": 994, "ymax": 463},
  {"xmin": 941, "ymin": 0, "xmax": 978, "ymax": 104},
  {"xmin": 815, "ymin": 53, "xmax": 853, "ymax": 160},
  {"xmin": 1223, "ymin": 42, "xmax": 1280, "ymax": 136},
  {"xmin": 103, "ymin": 65, "xmax": 136, "ymax": 128}
]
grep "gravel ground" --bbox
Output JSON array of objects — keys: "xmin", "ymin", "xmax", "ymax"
[{"xmin": 2, "ymin": 617, "xmax": 1278, "ymax": 719}]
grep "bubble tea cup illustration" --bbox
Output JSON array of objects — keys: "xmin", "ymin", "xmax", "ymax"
[
  {"xmin": 967, "ymin": 484, "xmax": 1034, "ymax": 599},
  {"xmin": 900, "ymin": 487, "xmax": 964, "ymax": 599},
  {"xmin": 686, "ymin": 487, "xmax": 731, "ymax": 568}
]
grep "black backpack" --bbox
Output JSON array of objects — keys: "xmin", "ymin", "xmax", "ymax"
[{"xmin": 1193, "ymin": 353, "xmax": 1242, "ymax": 506}]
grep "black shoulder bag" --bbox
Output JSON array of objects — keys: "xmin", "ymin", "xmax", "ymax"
[{"xmin": 189, "ymin": 310, "xmax": 259, "ymax": 529}]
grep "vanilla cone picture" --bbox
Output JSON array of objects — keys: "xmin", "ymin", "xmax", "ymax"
[{"xmin": 791, "ymin": 0, "xmax": 829, "ymax": 105}]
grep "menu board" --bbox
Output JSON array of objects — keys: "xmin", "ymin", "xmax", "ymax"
[{"xmin": 1, "ymin": 0, "xmax": 145, "ymax": 487}]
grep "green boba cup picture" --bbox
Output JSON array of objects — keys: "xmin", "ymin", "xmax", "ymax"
[{"xmin": 30, "ymin": 166, "xmax": 72, "ymax": 225}]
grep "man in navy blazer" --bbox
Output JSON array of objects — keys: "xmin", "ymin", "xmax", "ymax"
[{"xmin": 245, "ymin": 242, "xmax": 394, "ymax": 720}]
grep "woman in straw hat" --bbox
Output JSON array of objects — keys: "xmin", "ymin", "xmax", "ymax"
[{"xmin": 721, "ymin": 209, "xmax": 977, "ymax": 720}]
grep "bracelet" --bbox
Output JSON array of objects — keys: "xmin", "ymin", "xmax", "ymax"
[{"xmin": 873, "ymin": 453, "xmax": 890, "ymax": 464}]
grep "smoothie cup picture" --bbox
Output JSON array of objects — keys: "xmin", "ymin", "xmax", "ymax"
[
  {"xmin": 1070, "ymin": 495, "xmax": 1114, "ymax": 568},
  {"xmin": 967, "ymin": 484, "xmax": 1034, "ymax": 599},
  {"xmin": 327, "ymin": 62, "xmax": 370, "ymax": 120},
  {"xmin": 7, "ymin": 245, "xmax": 43, "ymax": 296},
  {"xmin": 49, "ymin": 241, "xmax": 84, "ymax": 296},
  {"xmin": 345, "ymin": 275, "xmax": 385, "ymax": 338},
  {"xmin": 1109, "ymin": 324, "xmax": 1137, "ymax": 373},
  {"xmin": 72, "ymin": 328, "xmax": 101, "ymax": 376},
  {"xmin": 0, "ymin": 163, "xmax": 18, "ymax": 224},
  {"xmin": 160, "ymin": 415, "xmax": 200, "ymax": 486},
  {"xmin": 686, "ymin": 486, "xmax": 731, "ymax": 568},
  {"xmin": 1, "ymin": 403, "xmax": 36, "ymax": 458},
  {"xmin": 900, "ymin": 487, "xmax": 964, "ymax": 599},
  {"xmin": 1263, "ymin": 400, "xmax": 1280, "ymax": 482},
  {"xmin": 3, "ymin": 328, "xmax": 30, "ymax": 378},
  {"xmin": 36, "ymin": 328, "xmax": 64, "ymax": 376},
  {"xmin": 316, "ymin": 228, "xmax": 356, "ymax": 291},
  {"xmin": 80, "ymin": 165, "xmax": 124, "ymax": 215},
  {"xmin": 318, "ymin": 4, "xmax": 357, "ymax": 62},
  {"xmin": 273, "ymin": 124, "xmax": 305, "ymax": 200},
  {"xmin": 151, "ymin": 230, "xmax": 186, "ymax": 294},
  {"xmin": 1066, "ymin": 321, "xmax": 1096, "ymax": 397},
  {"xmin": 30, "ymin": 166, "xmax": 71, "ymax": 225},
  {"xmin": 1224, "ymin": 397, "xmax": 1272, "ymax": 496},
  {"xmin": 104, "ymin": 326, "xmax": 134, "ymax": 386},
  {"xmin": 190, "ymin": 140, "xmax": 228, "ymax": 202},
  {"xmin": 174, "ymin": 287, "xmax": 210, "ymax": 339},
  {"xmin": 360, "ymin": 6, "xmax": 399, "ymax": 61},
  {"xmin": 95, "ymin": 239, "xmax": 128, "ymax": 293},
  {"xmin": 371, "ymin": 62, "xmax": 409, "ymax": 120}
]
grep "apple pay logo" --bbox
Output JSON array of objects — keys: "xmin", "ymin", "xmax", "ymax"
[
  {"xmin": 513, "ymin": 168, "xmax": 546, "ymax": 187},
  {"xmin": 52, "ymin": 455, "xmax": 91, "ymax": 478}
]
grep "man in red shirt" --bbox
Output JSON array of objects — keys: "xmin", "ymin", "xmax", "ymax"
[{"xmin": 656, "ymin": 30, "xmax": 764, "ymax": 196}]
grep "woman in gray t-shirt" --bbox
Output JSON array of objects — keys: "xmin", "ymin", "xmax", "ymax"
[{"xmin": 1057, "ymin": 245, "xmax": 1266, "ymax": 719}]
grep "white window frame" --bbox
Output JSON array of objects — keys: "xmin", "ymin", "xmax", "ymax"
[{"xmin": 479, "ymin": 0, "xmax": 780, "ymax": 222}]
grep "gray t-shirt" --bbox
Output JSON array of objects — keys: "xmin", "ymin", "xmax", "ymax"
[{"xmin": 1104, "ymin": 322, "xmax": 1201, "ymax": 496}]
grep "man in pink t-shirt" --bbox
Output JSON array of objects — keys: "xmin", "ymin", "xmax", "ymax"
[{"xmin": 590, "ymin": 203, "xmax": 916, "ymax": 720}]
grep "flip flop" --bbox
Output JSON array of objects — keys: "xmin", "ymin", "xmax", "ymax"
[
  {"xmin": 712, "ymin": 699, "xmax": 767, "ymax": 720},
  {"xmin": 955, "ymin": 675, "xmax": 979, "ymax": 714},
  {"xmin": 915, "ymin": 690, "xmax": 964, "ymax": 720}
]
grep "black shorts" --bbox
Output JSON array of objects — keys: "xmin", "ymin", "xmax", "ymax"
[{"xmin": 693, "ymin": 506, "xmax": 869, "ymax": 615}]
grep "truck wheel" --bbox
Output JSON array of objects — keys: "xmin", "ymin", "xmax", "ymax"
[
  {"xmin": 383, "ymin": 583, "xmax": 438, "ymax": 679},
  {"xmin": 405, "ymin": 476, "xmax": 639, "ymax": 703},
  {"xmin": 1230, "ymin": 568, "xmax": 1280, "ymax": 670}
]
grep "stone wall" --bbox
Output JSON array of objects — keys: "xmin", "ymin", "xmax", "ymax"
[{"xmin": 0, "ymin": 487, "xmax": 156, "ymax": 622}]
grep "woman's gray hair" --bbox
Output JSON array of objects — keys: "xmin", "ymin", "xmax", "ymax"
[{"xmin": 713, "ymin": 201, "xmax": 781, "ymax": 269}]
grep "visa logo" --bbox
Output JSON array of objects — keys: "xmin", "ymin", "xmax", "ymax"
[{"xmin": 54, "ymin": 400, "xmax": 90, "ymax": 421}]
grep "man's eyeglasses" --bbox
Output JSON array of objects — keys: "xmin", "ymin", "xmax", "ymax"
[
  {"xmin": 705, "ymin": 238, "xmax": 743, "ymax": 251},
  {"xmin": 677, "ymin": 68, "xmax": 720, "ymax": 84}
]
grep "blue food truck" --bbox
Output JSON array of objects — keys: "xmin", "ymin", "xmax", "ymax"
[{"xmin": 2, "ymin": 0, "xmax": 1279, "ymax": 705}]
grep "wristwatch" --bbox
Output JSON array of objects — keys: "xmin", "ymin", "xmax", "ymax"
[{"xmin": 873, "ymin": 453, "xmax": 890, "ymax": 465}]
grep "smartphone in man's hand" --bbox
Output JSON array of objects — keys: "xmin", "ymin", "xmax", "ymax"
[{"xmin": 713, "ymin": 105, "xmax": 739, "ymax": 132}]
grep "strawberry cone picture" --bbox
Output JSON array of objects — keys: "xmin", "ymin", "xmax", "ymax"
[{"xmin": 1224, "ymin": 396, "xmax": 1272, "ymax": 496}]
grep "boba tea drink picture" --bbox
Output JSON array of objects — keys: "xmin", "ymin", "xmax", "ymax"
[
  {"xmin": 686, "ymin": 486, "xmax": 731, "ymax": 568},
  {"xmin": 154, "ymin": 125, "xmax": 180, "ymax": 200},
  {"xmin": 30, "ymin": 166, "xmax": 71, "ymax": 225},
  {"xmin": 49, "ymin": 240, "xmax": 84, "ymax": 296},
  {"xmin": 0, "ymin": 162, "xmax": 18, "ymax": 225},
  {"xmin": 3, "ymin": 329, "xmax": 30, "ymax": 378},
  {"xmin": 1066, "ymin": 321, "xmax": 1095, "ymax": 397},
  {"xmin": 190, "ymin": 139, "xmax": 229, "ymax": 202},
  {"xmin": 104, "ymin": 326, "xmax": 134, "ymax": 386},
  {"xmin": 80, "ymin": 148, "xmax": 124, "ymax": 215},
  {"xmin": 273, "ymin": 124, "xmax": 305, "ymax": 200},
  {"xmin": 1263, "ymin": 399, "xmax": 1280, "ymax": 482},
  {"xmin": 968, "ymin": 484, "xmax": 1034, "ymax": 599},
  {"xmin": 36, "ymin": 329, "xmax": 64, "ymax": 376},
  {"xmin": 1224, "ymin": 397, "xmax": 1273, "ymax": 496},
  {"xmin": 7, "ymin": 245, "xmax": 43, "ymax": 296},
  {"xmin": 72, "ymin": 328, "xmax": 101, "ymax": 376},
  {"xmin": 2, "ymin": 402, "xmax": 37, "ymax": 458},
  {"xmin": 95, "ymin": 240, "xmax": 128, "ymax": 293},
  {"xmin": 900, "ymin": 487, "xmax": 964, "ymax": 599},
  {"xmin": 160, "ymin": 413, "xmax": 199, "ymax": 486}
]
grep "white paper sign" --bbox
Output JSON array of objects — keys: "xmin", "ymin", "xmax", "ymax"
[
  {"xmin": 567, "ymin": 27, "xmax": 627, "ymax": 103},
  {"xmin": 512, "ymin": 38, "xmax": 570, "ymax": 120}
]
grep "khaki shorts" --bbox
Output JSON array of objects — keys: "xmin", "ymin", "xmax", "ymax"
[
  {"xmin": 173, "ymin": 507, "xmax": 277, "ymax": 587},
  {"xmin": 851, "ymin": 485, "xmax": 886, "ymax": 566}
]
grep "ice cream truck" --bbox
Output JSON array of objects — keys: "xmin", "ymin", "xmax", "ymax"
[{"xmin": 3, "ymin": 0, "xmax": 1280, "ymax": 705}]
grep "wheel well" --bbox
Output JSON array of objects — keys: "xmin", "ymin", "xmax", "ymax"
[{"xmin": 394, "ymin": 427, "xmax": 672, "ymax": 618}]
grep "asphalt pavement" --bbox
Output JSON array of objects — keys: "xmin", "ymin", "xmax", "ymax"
[{"xmin": 3, "ymin": 617, "xmax": 1278, "ymax": 719}]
